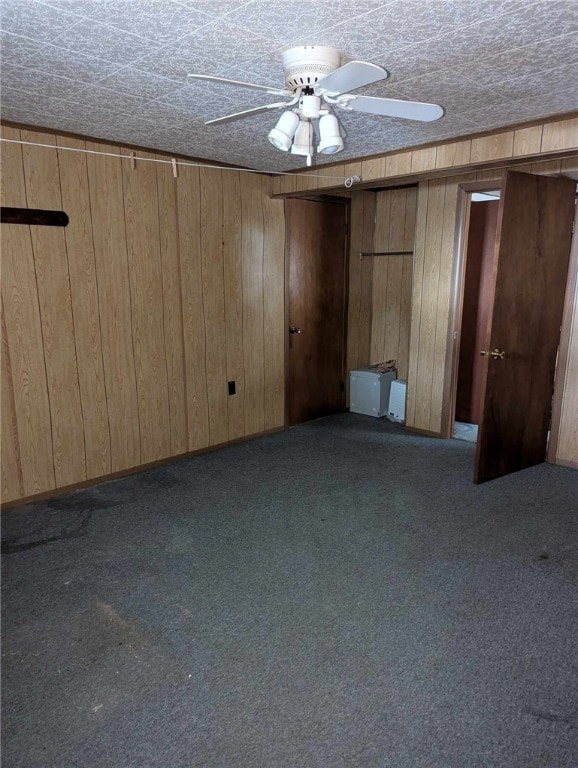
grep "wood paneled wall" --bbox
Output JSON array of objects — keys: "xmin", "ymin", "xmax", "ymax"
[
  {"xmin": 552, "ymin": 204, "xmax": 578, "ymax": 467},
  {"xmin": 405, "ymin": 175, "xmax": 475, "ymax": 436},
  {"xmin": 272, "ymin": 116, "xmax": 578, "ymax": 196},
  {"xmin": 370, "ymin": 187, "xmax": 416, "ymax": 379},
  {"xmin": 1, "ymin": 126, "xmax": 285, "ymax": 504},
  {"xmin": 346, "ymin": 191, "xmax": 375, "ymax": 376},
  {"xmin": 346, "ymin": 187, "xmax": 416, "ymax": 384},
  {"xmin": 405, "ymin": 157, "xmax": 578, "ymax": 462}
]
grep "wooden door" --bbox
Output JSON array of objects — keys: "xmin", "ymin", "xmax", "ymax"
[
  {"xmin": 286, "ymin": 198, "xmax": 348, "ymax": 425},
  {"xmin": 475, "ymin": 171, "xmax": 576, "ymax": 483}
]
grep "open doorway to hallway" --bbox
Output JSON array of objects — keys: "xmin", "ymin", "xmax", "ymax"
[{"xmin": 452, "ymin": 191, "xmax": 500, "ymax": 445}]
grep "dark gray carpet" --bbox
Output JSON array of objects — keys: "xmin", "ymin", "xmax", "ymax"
[{"xmin": 2, "ymin": 413, "xmax": 577, "ymax": 768}]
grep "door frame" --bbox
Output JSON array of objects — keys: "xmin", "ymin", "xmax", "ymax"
[
  {"xmin": 446, "ymin": 174, "xmax": 577, "ymax": 465},
  {"xmin": 547, "ymin": 201, "xmax": 578, "ymax": 464},
  {"xmin": 283, "ymin": 195, "xmax": 351, "ymax": 427},
  {"xmin": 445, "ymin": 178, "xmax": 502, "ymax": 440}
]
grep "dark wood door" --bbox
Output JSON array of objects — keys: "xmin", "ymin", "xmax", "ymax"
[
  {"xmin": 475, "ymin": 171, "xmax": 576, "ymax": 483},
  {"xmin": 286, "ymin": 198, "xmax": 348, "ymax": 425}
]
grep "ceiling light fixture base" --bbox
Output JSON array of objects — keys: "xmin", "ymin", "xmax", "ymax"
[{"xmin": 281, "ymin": 46, "xmax": 341, "ymax": 92}]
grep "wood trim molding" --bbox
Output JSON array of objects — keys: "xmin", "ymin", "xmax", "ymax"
[
  {"xmin": 550, "ymin": 458, "xmax": 578, "ymax": 470},
  {"xmin": 404, "ymin": 425, "xmax": 444, "ymax": 439},
  {"xmin": 272, "ymin": 116, "xmax": 578, "ymax": 197},
  {"xmin": 548, "ymin": 204, "xmax": 578, "ymax": 464},
  {"xmin": 0, "ymin": 426, "xmax": 285, "ymax": 510}
]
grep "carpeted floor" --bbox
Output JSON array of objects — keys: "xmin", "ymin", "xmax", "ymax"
[{"xmin": 2, "ymin": 413, "xmax": 577, "ymax": 768}]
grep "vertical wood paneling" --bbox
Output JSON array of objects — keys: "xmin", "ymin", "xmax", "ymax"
[
  {"xmin": 57, "ymin": 135, "xmax": 111, "ymax": 478},
  {"xmin": 411, "ymin": 147, "xmax": 437, "ymax": 173},
  {"xmin": 347, "ymin": 193, "xmax": 365, "ymax": 376},
  {"xmin": 382, "ymin": 189, "xmax": 408, "ymax": 368},
  {"xmin": 362, "ymin": 157, "xmax": 386, "ymax": 181},
  {"xmin": 262, "ymin": 176, "xmax": 286, "ymax": 429},
  {"xmin": 541, "ymin": 117, "xmax": 578, "ymax": 152},
  {"xmin": 346, "ymin": 192, "xmax": 377, "ymax": 392},
  {"xmin": 177, "ymin": 164, "xmax": 210, "ymax": 451},
  {"xmin": 86, "ymin": 142, "xmax": 141, "ymax": 472},
  {"xmin": 241, "ymin": 172, "xmax": 265, "ymax": 435},
  {"xmin": 1, "ymin": 129, "xmax": 288, "ymax": 504},
  {"xmin": 386, "ymin": 152, "xmax": 412, "ymax": 177},
  {"xmin": 399, "ymin": 187, "xmax": 417, "ymax": 380},
  {"xmin": 222, "ymin": 171, "xmax": 245, "ymax": 440},
  {"xmin": 4, "ymin": 121, "xmax": 577, "ymax": 503},
  {"xmin": 1, "ymin": 128, "xmax": 55, "ymax": 497},
  {"xmin": 358, "ymin": 193, "xmax": 376, "ymax": 367},
  {"xmin": 435, "ymin": 141, "xmax": 471, "ymax": 169},
  {"xmin": 123, "ymin": 152, "xmax": 171, "ymax": 462},
  {"xmin": 471, "ymin": 132, "xmax": 514, "ymax": 163},
  {"xmin": 155, "ymin": 155, "xmax": 188, "ymax": 455},
  {"xmin": 430, "ymin": 180, "xmax": 460, "ymax": 434},
  {"xmin": 414, "ymin": 180, "xmax": 447, "ymax": 430},
  {"xmin": 370, "ymin": 192, "xmax": 391, "ymax": 362},
  {"xmin": 406, "ymin": 181, "xmax": 431, "ymax": 428},
  {"xmin": 200, "ymin": 167, "xmax": 229, "ymax": 446},
  {"xmin": 21, "ymin": 131, "xmax": 87, "ymax": 486},
  {"xmin": 513, "ymin": 126, "xmax": 543, "ymax": 156},
  {"xmin": 1, "ymin": 225, "xmax": 56, "ymax": 497},
  {"xmin": 1, "ymin": 311, "xmax": 24, "ymax": 501},
  {"xmin": 370, "ymin": 187, "xmax": 419, "ymax": 377},
  {"xmin": 553, "ymin": 205, "xmax": 578, "ymax": 466},
  {"xmin": 406, "ymin": 174, "xmax": 475, "ymax": 435}
]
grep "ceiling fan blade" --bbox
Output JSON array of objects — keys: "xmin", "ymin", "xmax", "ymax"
[
  {"xmin": 340, "ymin": 94, "xmax": 444, "ymax": 122},
  {"xmin": 316, "ymin": 61, "xmax": 388, "ymax": 96},
  {"xmin": 205, "ymin": 102, "xmax": 290, "ymax": 126},
  {"xmin": 188, "ymin": 74, "xmax": 290, "ymax": 96}
]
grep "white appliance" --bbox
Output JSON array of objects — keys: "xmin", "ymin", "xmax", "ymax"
[
  {"xmin": 388, "ymin": 379, "xmax": 407, "ymax": 422},
  {"xmin": 349, "ymin": 369, "xmax": 396, "ymax": 418}
]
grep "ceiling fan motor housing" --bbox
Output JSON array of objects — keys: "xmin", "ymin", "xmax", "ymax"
[{"xmin": 281, "ymin": 46, "xmax": 341, "ymax": 92}]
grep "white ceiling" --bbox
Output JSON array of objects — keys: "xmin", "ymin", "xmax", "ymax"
[{"xmin": 1, "ymin": 0, "xmax": 577, "ymax": 172}]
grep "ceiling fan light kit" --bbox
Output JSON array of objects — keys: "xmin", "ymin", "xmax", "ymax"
[
  {"xmin": 290, "ymin": 120, "xmax": 314, "ymax": 159},
  {"xmin": 189, "ymin": 45, "xmax": 445, "ymax": 168},
  {"xmin": 318, "ymin": 114, "xmax": 344, "ymax": 155},
  {"xmin": 268, "ymin": 111, "xmax": 300, "ymax": 151}
]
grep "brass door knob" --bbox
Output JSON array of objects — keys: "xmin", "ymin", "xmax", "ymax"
[
  {"xmin": 289, "ymin": 326, "xmax": 302, "ymax": 335},
  {"xmin": 490, "ymin": 348, "xmax": 505, "ymax": 359}
]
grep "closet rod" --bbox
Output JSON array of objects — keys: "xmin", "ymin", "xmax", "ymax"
[{"xmin": 359, "ymin": 250, "xmax": 414, "ymax": 258}]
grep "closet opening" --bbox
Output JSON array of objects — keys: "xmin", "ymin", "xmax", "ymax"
[{"xmin": 452, "ymin": 190, "xmax": 500, "ymax": 444}]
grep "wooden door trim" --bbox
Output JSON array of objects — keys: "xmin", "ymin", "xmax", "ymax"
[
  {"xmin": 283, "ymin": 198, "xmax": 291, "ymax": 428},
  {"xmin": 340, "ymin": 199, "xmax": 352, "ymax": 406},
  {"xmin": 548, "ymin": 202, "xmax": 578, "ymax": 463},
  {"xmin": 445, "ymin": 176, "xmax": 504, "ymax": 439}
]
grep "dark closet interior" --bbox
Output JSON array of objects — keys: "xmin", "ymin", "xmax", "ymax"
[{"xmin": 455, "ymin": 199, "xmax": 500, "ymax": 425}]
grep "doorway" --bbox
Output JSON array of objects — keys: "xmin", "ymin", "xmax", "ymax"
[
  {"xmin": 285, "ymin": 197, "xmax": 348, "ymax": 426},
  {"xmin": 450, "ymin": 171, "xmax": 576, "ymax": 483},
  {"xmin": 453, "ymin": 192, "xmax": 500, "ymax": 445}
]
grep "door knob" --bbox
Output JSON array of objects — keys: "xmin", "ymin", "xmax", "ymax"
[
  {"xmin": 480, "ymin": 350, "xmax": 489, "ymax": 357},
  {"xmin": 490, "ymin": 348, "xmax": 505, "ymax": 359},
  {"xmin": 289, "ymin": 326, "xmax": 302, "ymax": 335}
]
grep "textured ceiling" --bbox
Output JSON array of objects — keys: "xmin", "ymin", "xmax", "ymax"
[{"xmin": 1, "ymin": 0, "xmax": 577, "ymax": 172}]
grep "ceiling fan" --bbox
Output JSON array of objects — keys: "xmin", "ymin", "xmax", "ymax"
[{"xmin": 189, "ymin": 45, "xmax": 444, "ymax": 167}]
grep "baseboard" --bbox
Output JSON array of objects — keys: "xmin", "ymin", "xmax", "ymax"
[
  {"xmin": 404, "ymin": 425, "xmax": 444, "ymax": 438},
  {"xmin": 1, "ymin": 426, "xmax": 285, "ymax": 510},
  {"xmin": 549, "ymin": 457, "xmax": 578, "ymax": 470}
]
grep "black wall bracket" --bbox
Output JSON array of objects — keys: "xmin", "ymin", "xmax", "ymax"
[{"xmin": 1, "ymin": 207, "xmax": 69, "ymax": 227}]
